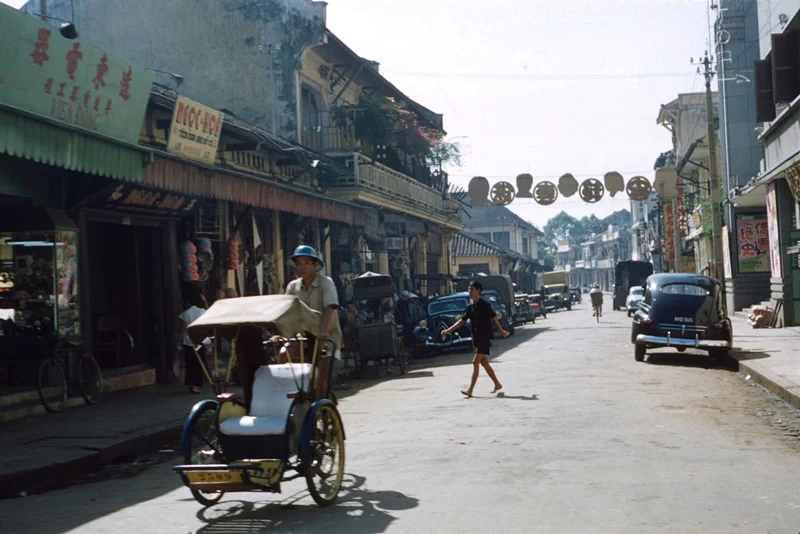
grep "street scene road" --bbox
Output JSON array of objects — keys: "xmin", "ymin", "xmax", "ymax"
[{"xmin": 2, "ymin": 301, "xmax": 800, "ymax": 534}]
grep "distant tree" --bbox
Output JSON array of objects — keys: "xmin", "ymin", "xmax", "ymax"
[{"xmin": 544, "ymin": 212, "xmax": 600, "ymax": 248}]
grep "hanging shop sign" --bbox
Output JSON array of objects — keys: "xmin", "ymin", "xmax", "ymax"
[
  {"xmin": 467, "ymin": 172, "xmax": 652, "ymax": 206},
  {"xmin": 787, "ymin": 163, "xmax": 800, "ymax": 201},
  {"xmin": 382, "ymin": 237, "xmax": 405, "ymax": 251},
  {"xmin": 97, "ymin": 183, "xmax": 199, "ymax": 216},
  {"xmin": 0, "ymin": 3, "xmax": 153, "ymax": 144},
  {"xmin": 735, "ymin": 216, "xmax": 770, "ymax": 273},
  {"xmin": 766, "ymin": 182, "xmax": 782, "ymax": 278},
  {"xmin": 166, "ymin": 95, "xmax": 224, "ymax": 165}
]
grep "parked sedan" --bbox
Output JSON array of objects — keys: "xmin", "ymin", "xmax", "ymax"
[
  {"xmin": 626, "ymin": 286, "xmax": 645, "ymax": 317},
  {"xmin": 412, "ymin": 292, "xmax": 473, "ymax": 356},
  {"xmin": 631, "ymin": 274, "xmax": 732, "ymax": 363}
]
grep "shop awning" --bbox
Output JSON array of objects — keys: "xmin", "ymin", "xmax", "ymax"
[
  {"xmin": 143, "ymin": 155, "xmax": 365, "ymax": 227},
  {"xmin": 0, "ymin": 109, "xmax": 145, "ymax": 183}
]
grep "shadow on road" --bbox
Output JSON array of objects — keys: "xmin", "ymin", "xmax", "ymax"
[
  {"xmin": 645, "ymin": 351, "xmax": 738, "ymax": 371},
  {"xmin": 194, "ymin": 473, "xmax": 417, "ymax": 534},
  {"xmin": 494, "ymin": 392, "xmax": 539, "ymax": 401},
  {"xmin": 332, "ymin": 326, "xmax": 548, "ymax": 401},
  {"xmin": 732, "ymin": 348, "xmax": 771, "ymax": 362}
]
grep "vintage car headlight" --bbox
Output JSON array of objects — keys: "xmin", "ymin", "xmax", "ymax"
[{"xmin": 419, "ymin": 320, "xmax": 428, "ymax": 329}]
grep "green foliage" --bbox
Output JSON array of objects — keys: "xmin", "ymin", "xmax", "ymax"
[{"xmin": 543, "ymin": 212, "xmax": 601, "ymax": 247}]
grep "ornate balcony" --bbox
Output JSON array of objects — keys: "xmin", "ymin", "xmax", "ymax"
[{"xmin": 320, "ymin": 153, "xmax": 462, "ymax": 229}]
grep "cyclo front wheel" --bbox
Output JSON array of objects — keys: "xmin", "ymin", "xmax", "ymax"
[
  {"xmin": 185, "ymin": 403, "xmax": 225, "ymax": 507},
  {"xmin": 305, "ymin": 403, "xmax": 345, "ymax": 507},
  {"xmin": 38, "ymin": 358, "xmax": 67, "ymax": 413},
  {"xmin": 78, "ymin": 353, "xmax": 103, "ymax": 404}
]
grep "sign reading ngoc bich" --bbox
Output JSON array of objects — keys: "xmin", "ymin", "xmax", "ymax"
[{"xmin": 166, "ymin": 95, "xmax": 224, "ymax": 165}]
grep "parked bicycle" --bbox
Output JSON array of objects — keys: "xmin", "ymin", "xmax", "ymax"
[{"xmin": 37, "ymin": 340, "xmax": 103, "ymax": 412}]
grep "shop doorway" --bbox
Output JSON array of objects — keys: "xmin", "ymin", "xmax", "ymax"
[{"xmin": 86, "ymin": 220, "xmax": 165, "ymax": 370}]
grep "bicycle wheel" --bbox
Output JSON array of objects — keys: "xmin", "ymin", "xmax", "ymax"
[
  {"xmin": 78, "ymin": 353, "xmax": 104, "ymax": 404},
  {"xmin": 38, "ymin": 358, "xmax": 67, "ymax": 413},
  {"xmin": 185, "ymin": 403, "xmax": 225, "ymax": 507},
  {"xmin": 305, "ymin": 403, "xmax": 345, "ymax": 507},
  {"xmin": 395, "ymin": 338, "xmax": 407, "ymax": 375}
]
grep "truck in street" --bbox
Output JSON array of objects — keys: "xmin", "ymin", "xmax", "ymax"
[
  {"xmin": 613, "ymin": 260, "xmax": 654, "ymax": 311},
  {"xmin": 542, "ymin": 271, "xmax": 572, "ymax": 311}
]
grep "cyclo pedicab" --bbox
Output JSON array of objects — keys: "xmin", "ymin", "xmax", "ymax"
[
  {"xmin": 352, "ymin": 272, "xmax": 408, "ymax": 377},
  {"xmin": 173, "ymin": 294, "xmax": 346, "ymax": 508}
]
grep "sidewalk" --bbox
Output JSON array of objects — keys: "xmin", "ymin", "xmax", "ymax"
[
  {"xmin": 0, "ymin": 384, "xmax": 212, "ymax": 499},
  {"xmin": 730, "ymin": 315, "xmax": 800, "ymax": 410},
  {"xmin": 0, "ymin": 363, "xmax": 360, "ymax": 500}
]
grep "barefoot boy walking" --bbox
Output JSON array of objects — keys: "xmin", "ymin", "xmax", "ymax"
[{"xmin": 442, "ymin": 281, "xmax": 509, "ymax": 397}]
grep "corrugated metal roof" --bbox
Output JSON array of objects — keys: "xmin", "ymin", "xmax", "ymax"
[
  {"xmin": 144, "ymin": 154, "xmax": 364, "ymax": 226},
  {"xmin": 0, "ymin": 108, "xmax": 144, "ymax": 182}
]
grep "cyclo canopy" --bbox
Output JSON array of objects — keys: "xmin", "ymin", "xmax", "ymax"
[{"xmin": 187, "ymin": 295, "xmax": 322, "ymax": 346}]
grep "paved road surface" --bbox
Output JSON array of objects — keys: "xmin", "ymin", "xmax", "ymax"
[{"xmin": 3, "ymin": 302, "xmax": 800, "ymax": 533}]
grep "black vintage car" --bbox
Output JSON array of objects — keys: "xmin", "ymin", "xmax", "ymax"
[
  {"xmin": 631, "ymin": 273, "xmax": 732, "ymax": 362},
  {"xmin": 412, "ymin": 292, "xmax": 473, "ymax": 356}
]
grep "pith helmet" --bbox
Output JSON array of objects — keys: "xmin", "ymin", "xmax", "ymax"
[{"xmin": 291, "ymin": 245, "xmax": 324, "ymax": 269}]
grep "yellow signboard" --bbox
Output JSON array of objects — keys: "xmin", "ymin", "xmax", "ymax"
[{"xmin": 166, "ymin": 95, "xmax": 223, "ymax": 165}]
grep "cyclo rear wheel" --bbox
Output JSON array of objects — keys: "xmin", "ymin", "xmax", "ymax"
[
  {"xmin": 78, "ymin": 353, "xmax": 103, "ymax": 404},
  {"xmin": 185, "ymin": 403, "xmax": 225, "ymax": 507},
  {"xmin": 38, "ymin": 358, "xmax": 67, "ymax": 413},
  {"xmin": 305, "ymin": 403, "xmax": 345, "ymax": 507}
]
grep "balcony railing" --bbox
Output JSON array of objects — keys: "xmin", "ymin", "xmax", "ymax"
[
  {"xmin": 300, "ymin": 110, "xmax": 358, "ymax": 153},
  {"xmin": 321, "ymin": 153, "xmax": 460, "ymax": 221}
]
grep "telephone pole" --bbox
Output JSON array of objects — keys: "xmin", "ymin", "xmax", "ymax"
[{"xmin": 695, "ymin": 52, "xmax": 725, "ymax": 284}]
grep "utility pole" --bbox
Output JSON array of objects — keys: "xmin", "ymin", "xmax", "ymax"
[{"xmin": 693, "ymin": 52, "xmax": 725, "ymax": 284}]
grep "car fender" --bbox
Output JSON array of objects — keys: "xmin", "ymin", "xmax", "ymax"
[
  {"xmin": 180, "ymin": 399, "xmax": 220, "ymax": 459},
  {"xmin": 299, "ymin": 399, "xmax": 345, "ymax": 463}
]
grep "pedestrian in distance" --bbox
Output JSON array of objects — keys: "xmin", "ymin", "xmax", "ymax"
[
  {"xmin": 178, "ymin": 291, "xmax": 208, "ymax": 394},
  {"xmin": 441, "ymin": 280, "xmax": 509, "ymax": 398}
]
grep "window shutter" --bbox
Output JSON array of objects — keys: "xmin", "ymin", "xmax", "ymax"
[
  {"xmin": 772, "ymin": 32, "xmax": 799, "ymax": 103},
  {"xmin": 754, "ymin": 57, "xmax": 776, "ymax": 122}
]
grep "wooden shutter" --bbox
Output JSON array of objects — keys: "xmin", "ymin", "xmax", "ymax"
[
  {"xmin": 772, "ymin": 32, "xmax": 800, "ymax": 103},
  {"xmin": 754, "ymin": 57, "xmax": 776, "ymax": 122}
]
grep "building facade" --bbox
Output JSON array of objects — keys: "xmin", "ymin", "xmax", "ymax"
[{"xmin": 729, "ymin": 0, "xmax": 800, "ymax": 326}]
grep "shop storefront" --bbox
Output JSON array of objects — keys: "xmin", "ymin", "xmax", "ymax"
[
  {"xmin": 0, "ymin": 208, "xmax": 80, "ymax": 386},
  {"xmin": 0, "ymin": 5, "xmax": 154, "ymax": 387}
]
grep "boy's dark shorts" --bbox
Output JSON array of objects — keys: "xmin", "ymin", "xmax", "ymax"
[{"xmin": 473, "ymin": 342, "xmax": 491, "ymax": 356}]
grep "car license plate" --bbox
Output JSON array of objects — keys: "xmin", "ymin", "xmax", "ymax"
[{"xmin": 185, "ymin": 470, "xmax": 243, "ymax": 484}]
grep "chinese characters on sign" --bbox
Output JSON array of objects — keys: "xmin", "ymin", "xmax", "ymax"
[
  {"xmin": 735, "ymin": 216, "xmax": 770, "ymax": 273},
  {"xmin": 0, "ymin": 2, "xmax": 153, "ymax": 145},
  {"xmin": 787, "ymin": 164, "xmax": 800, "ymax": 202},
  {"xmin": 166, "ymin": 96, "xmax": 224, "ymax": 165},
  {"xmin": 664, "ymin": 202, "xmax": 675, "ymax": 270},
  {"xmin": 766, "ymin": 183, "xmax": 782, "ymax": 278}
]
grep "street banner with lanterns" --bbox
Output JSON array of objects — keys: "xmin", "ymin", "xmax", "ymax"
[{"xmin": 468, "ymin": 172, "xmax": 653, "ymax": 207}]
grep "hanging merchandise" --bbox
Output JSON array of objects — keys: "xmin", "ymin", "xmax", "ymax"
[
  {"xmin": 195, "ymin": 237, "xmax": 214, "ymax": 284},
  {"xmin": 227, "ymin": 236, "xmax": 240, "ymax": 270},
  {"xmin": 180, "ymin": 240, "xmax": 200, "ymax": 283}
]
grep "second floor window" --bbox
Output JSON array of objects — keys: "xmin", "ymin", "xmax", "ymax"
[
  {"xmin": 493, "ymin": 232, "xmax": 510, "ymax": 249},
  {"xmin": 523, "ymin": 238, "xmax": 529, "ymax": 256}
]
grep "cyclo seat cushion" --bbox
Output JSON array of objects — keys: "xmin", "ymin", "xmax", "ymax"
[{"xmin": 220, "ymin": 363, "xmax": 312, "ymax": 436}]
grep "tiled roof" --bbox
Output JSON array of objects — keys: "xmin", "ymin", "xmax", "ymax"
[
  {"xmin": 462, "ymin": 202, "xmax": 544, "ymax": 236},
  {"xmin": 450, "ymin": 232, "xmax": 539, "ymax": 267},
  {"xmin": 450, "ymin": 231, "xmax": 504, "ymax": 257}
]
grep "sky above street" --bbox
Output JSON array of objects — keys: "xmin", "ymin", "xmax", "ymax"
[{"xmin": 3, "ymin": 0, "xmax": 712, "ymax": 229}]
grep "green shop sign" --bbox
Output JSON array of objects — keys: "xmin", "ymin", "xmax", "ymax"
[{"xmin": 0, "ymin": 3, "xmax": 153, "ymax": 145}]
